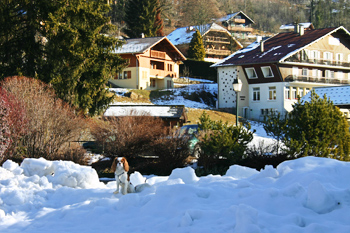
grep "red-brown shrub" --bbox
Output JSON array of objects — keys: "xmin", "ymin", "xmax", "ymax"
[{"xmin": 1, "ymin": 76, "xmax": 87, "ymax": 164}]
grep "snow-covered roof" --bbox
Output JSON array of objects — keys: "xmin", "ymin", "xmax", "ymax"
[
  {"xmin": 212, "ymin": 26, "xmax": 350, "ymax": 68},
  {"xmin": 167, "ymin": 23, "xmax": 234, "ymax": 46},
  {"xmin": 216, "ymin": 11, "xmax": 255, "ymax": 24},
  {"xmin": 113, "ymin": 37, "xmax": 165, "ymax": 54},
  {"xmin": 280, "ymin": 23, "xmax": 314, "ymax": 30},
  {"xmin": 301, "ymin": 85, "xmax": 350, "ymax": 106},
  {"xmin": 104, "ymin": 105, "xmax": 186, "ymax": 118}
]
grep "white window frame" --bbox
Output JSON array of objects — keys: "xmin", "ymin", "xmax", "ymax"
[
  {"xmin": 261, "ymin": 66, "xmax": 273, "ymax": 78},
  {"xmin": 252, "ymin": 87, "xmax": 260, "ymax": 101},
  {"xmin": 268, "ymin": 86, "xmax": 276, "ymax": 100},
  {"xmin": 336, "ymin": 53, "xmax": 343, "ymax": 63},
  {"xmin": 298, "ymin": 88, "xmax": 304, "ymax": 97},
  {"xmin": 292, "ymin": 87, "xmax": 297, "ymax": 99},
  {"xmin": 292, "ymin": 67, "xmax": 299, "ymax": 77},
  {"xmin": 245, "ymin": 67, "xmax": 258, "ymax": 79},
  {"xmin": 324, "ymin": 52, "xmax": 333, "ymax": 61},
  {"xmin": 302, "ymin": 68, "xmax": 308, "ymax": 76},
  {"xmin": 285, "ymin": 86, "xmax": 290, "ymax": 99},
  {"xmin": 310, "ymin": 50, "xmax": 320, "ymax": 60}
]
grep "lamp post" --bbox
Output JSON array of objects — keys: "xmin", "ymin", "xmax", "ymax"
[{"xmin": 232, "ymin": 78, "xmax": 242, "ymax": 126}]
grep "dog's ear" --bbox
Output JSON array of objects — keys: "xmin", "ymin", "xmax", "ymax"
[
  {"xmin": 122, "ymin": 157, "xmax": 129, "ymax": 172},
  {"xmin": 111, "ymin": 157, "xmax": 117, "ymax": 172}
]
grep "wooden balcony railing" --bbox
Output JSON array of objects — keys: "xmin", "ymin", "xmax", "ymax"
[
  {"xmin": 205, "ymin": 36, "xmax": 230, "ymax": 44},
  {"xmin": 151, "ymin": 50, "xmax": 166, "ymax": 60},
  {"xmin": 205, "ymin": 48, "xmax": 232, "ymax": 56},
  {"xmin": 227, "ymin": 26, "xmax": 253, "ymax": 32},
  {"xmin": 150, "ymin": 68, "xmax": 176, "ymax": 78},
  {"xmin": 285, "ymin": 75, "xmax": 350, "ymax": 84}
]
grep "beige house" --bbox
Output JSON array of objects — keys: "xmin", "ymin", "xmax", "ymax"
[
  {"xmin": 213, "ymin": 25, "xmax": 350, "ymax": 121},
  {"xmin": 110, "ymin": 37, "xmax": 186, "ymax": 90}
]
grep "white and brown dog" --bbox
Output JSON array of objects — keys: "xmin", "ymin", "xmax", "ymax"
[
  {"xmin": 111, "ymin": 157, "xmax": 135, "ymax": 195},
  {"xmin": 111, "ymin": 157, "xmax": 151, "ymax": 195}
]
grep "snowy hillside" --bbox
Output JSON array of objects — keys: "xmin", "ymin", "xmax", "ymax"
[{"xmin": 1, "ymin": 156, "xmax": 350, "ymax": 233}]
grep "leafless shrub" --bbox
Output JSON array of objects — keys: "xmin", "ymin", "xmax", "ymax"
[
  {"xmin": 1, "ymin": 76, "xmax": 87, "ymax": 164},
  {"xmin": 90, "ymin": 114, "xmax": 169, "ymax": 158}
]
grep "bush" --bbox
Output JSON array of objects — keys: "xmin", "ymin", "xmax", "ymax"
[
  {"xmin": 90, "ymin": 115, "xmax": 169, "ymax": 158},
  {"xmin": 197, "ymin": 112, "xmax": 254, "ymax": 169},
  {"xmin": 1, "ymin": 76, "xmax": 87, "ymax": 164},
  {"xmin": 264, "ymin": 90, "xmax": 350, "ymax": 160}
]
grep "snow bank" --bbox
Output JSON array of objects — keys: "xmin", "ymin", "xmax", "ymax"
[{"xmin": 1, "ymin": 156, "xmax": 350, "ymax": 233}]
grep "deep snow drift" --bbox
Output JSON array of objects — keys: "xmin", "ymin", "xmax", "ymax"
[{"xmin": 1, "ymin": 156, "xmax": 350, "ymax": 233}]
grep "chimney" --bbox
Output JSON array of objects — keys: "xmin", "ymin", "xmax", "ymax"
[
  {"xmin": 256, "ymin": 35, "xmax": 262, "ymax": 43},
  {"xmin": 141, "ymin": 33, "xmax": 145, "ymax": 38},
  {"xmin": 294, "ymin": 24, "xmax": 299, "ymax": 34},
  {"xmin": 299, "ymin": 25, "xmax": 304, "ymax": 36},
  {"xmin": 261, "ymin": 40, "xmax": 264, "ymax": 53}
]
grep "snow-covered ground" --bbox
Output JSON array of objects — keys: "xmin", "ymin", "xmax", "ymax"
[
  {"xmin": 2, "ymin": 80, "xmax": 350, "ymax": 232},
  {"xmin": 1, "ymin": 156, "xmax": 350, "ymax": 233}
]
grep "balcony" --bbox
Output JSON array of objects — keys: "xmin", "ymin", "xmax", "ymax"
[
  {"xmin": 205, "ymin": 36, "xmax": 230, "ymax": 44},
  {"xmin": 205, "ymin": 48, "xmax": 232, "ymax": 56},
  {"xmin": 150, "ymin": 68, "xmax": 176, "ymax": 78},
  {"xmin": 151, "ymin": 50, "xmax": 166, "ymax": 60},
  {"xmin": 232, "ymin": 18, "xmax": 246, "ymax": 24},
  {"xmin": 285, "ymin": 75, "xmax": 350, "ymax": 84},
  {"xmin": 285, "ymin": 56, "xmax": 350, "ymax": 68},
  {"xmin": 227, "ymin": 26, "xmax": 253, "ymax": 32}
]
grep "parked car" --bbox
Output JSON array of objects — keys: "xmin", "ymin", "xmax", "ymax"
[{"xmin": 178, "ymin": 124, "xmax": 201, "ymax": 158}]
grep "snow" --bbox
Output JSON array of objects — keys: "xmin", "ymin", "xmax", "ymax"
[{"xmin": 1, "ymin": 156, "xmax": 350, "ymax": 232}]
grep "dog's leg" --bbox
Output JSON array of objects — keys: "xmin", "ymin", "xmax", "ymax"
[
  {"xmin": 113, "ymin": 177, "xmax": 120, "ymax": 194},
  {"xmin": 121, "ymin": 183, "xmax": 127, "ymax": 195}
]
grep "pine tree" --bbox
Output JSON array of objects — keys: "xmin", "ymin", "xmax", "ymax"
[
  {"xmin": 187, "ymin": 30, "xmax": 205, "ymax": 61},
  {"xmin": 0, "ymin": 0, "xmax": 127, "ymax": 116},
  {"xmin": 124, "ymin": 0, "xmax": 164, "ymax": 38},
  {"xmin": 284, "ymin": 91, "xmax": 350, "ymax": 160}
]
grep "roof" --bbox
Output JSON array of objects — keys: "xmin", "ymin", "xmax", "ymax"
[
  {"xmin": 113, "ymin": 36, "xmax": 186, "ymax": 60},
  {"xmin": 212, "ymin": 26, "xmax": 350, "ymax": 67},
  {"xmin": 280, "ymin": 23, "xmax": 314, "ymax": 30},
  {"xmin": 104, "ymin": 105, "xmax": 186, "ymax": 119},
  {"xmin": 216, "ymin": 11, "xmax": 255, "ymax": 24},
  {"xmin": 113, "ymin": 37, "xmax": 164, "ymax": 54},
  {"xmin": 167, "ymin": 23, "xmax": 238, "ymax": 46},
  {"xmin": 301, "ymin": 86, "xmax": 350, "ymax": 106}
]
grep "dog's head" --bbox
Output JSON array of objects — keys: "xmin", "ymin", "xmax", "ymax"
[{"xmin": 111, "ymin": 157, "xmax": 129, "ymax": 173}]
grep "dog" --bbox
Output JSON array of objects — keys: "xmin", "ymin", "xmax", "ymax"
[
  {"xmin": 111, "ymin": 157, "xmax": 151, "ymax": 195},
  {"xmin": 111, "ymin": 157, "xmax": 134, "ymax": 195}
]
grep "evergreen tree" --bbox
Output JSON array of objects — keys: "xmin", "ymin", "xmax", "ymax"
[
  {"xmin": 284, "ymin": 91, "xmax": 350, "ymax": 160},
  {"xmin": 124, "ymin": 0, "xmax": 164, "ymax": 38},
  {"xmin": 0, "ymin": 0, "xmax": 127, "ymax": 116},
  {"xmin": 187, "ymin": 30, "xmax": 205, "ymax": 61}
]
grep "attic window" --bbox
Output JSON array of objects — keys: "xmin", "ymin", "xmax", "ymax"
[
  {"xmin": 261, "ymin": 66, "xmax": 273, "ymax": 78},
  {"xmin": 329, "ymin": 37, "xmax": 340, "ymax": 46},
  {"xmin": 245, "ymin": 67, "xmax": 257, "ymax": 79}
]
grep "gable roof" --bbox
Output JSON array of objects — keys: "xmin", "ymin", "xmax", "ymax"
[
  {"xmin": 113, "ymin": 37, "xmax": 186, "ymax": 60},
  {"xmin": 212, "ymin": 26, "xmax": 350, "ymax": 67},
  {"xmin": 167, "ymin": 23, "xmax": 241, "ymax": 47},
  {"xmin": 216, "ymin": 11, "xmax": 255, "ymax": 24},
  {"xmin": 301, "ymin": 85, "xmax": 350, "ymax": 106}
]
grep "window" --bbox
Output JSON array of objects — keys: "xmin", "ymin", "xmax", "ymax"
[
  {"xmin": 302, "ymin": 68, "xmax": 308, "ymax": 76},
  {"xmin": 310, "ymin": 50, "xmax": 320, "ymax": 60},
  {"xmin": 325, "ymin": 70, "xmax": 334, "ymax": 78},
  {"xmin": 285, "ymin": 86, "xmax": 290, "ymax": 99},
  {"xmin": 336, "ymin": 53, "xmax": 343, "ymax": 63},
  {"xmin": 292, "ymin": 87, "xmax": 297, "ymax": 99},
  {"xmin": 261, "ymin": 66, "xmax": 273, "ymax": 78},
  {"xmin": 115, "ymin": 72, "xmax": 123, "ymax": 79},
  {"xmin": 167, "ymin": 64, "xmax": 173, "ymax": 71},
  {"xmin": 329, "ymin": 37, "xmax": 340, "ymax": 46},
  {"xmin": 245, "ymin": 67, "xmax": 257, "ymax": 79},
  {"xmin": 292, "ymin": 67, "xmax": 298, "ymax": 77},
  {"xmin": 324, "ymin": 52, "xmax": 333, "ymax": 61},
  {"xmin": 253, "ymin": 87, "xmax": 260, "ymax": 101},
  {"xmin": 150, "ymin": 79, "xmax": 156, "ymax": 87},
  {"xmin": 124, "ymin": 71, "xmax": 131, "ymax": 79},
  {"xmin": 268, "ymin": 86, "xmax": 276, "ymax": 100},
  {"xmin": 298, "ymin": 88, "xmax": 304, "ymax": 97}
]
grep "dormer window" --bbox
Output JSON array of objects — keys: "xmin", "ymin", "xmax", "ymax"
[
  {"xmin": 245, "ymin": 67, "xmax": 257, "ymax": 79},
  {"xmin": 261, "ymin": 66, "xmax": 273, "ymax": 78}
]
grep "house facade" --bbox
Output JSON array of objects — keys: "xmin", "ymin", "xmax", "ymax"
[
  {"xmin": 212, "ymin": 26, "xmax": 350, "ymax": 121},
  {"xmin": 167, "ymin": 23, "xmax": 243, "ymax": 62},
  {"xmin": 216, "ymin": 11, "xmax": 255, "ymax": 38},
  {"xmin": 110, "ymin": 37, "xmax": 186, "ymax": 90}
]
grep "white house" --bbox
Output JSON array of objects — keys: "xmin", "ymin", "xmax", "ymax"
[{"xmin": 212, "ymin": 25, "xmax": 350, "ymax": 121}]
